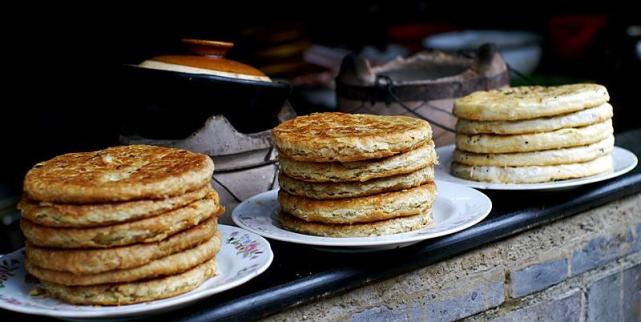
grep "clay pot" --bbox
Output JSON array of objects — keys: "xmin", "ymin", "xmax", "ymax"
[{"xmin": 121, "ymin": 39, "xmax": 291, "ymax": 138}]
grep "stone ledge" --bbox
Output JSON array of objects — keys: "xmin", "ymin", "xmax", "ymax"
[
  {"xmin": 467, "ymin": 251, "xmax": 641, "ymax": 322},
  {"xmin": 265, "ymin": 193, "xmax": 641, "ymax": 322}
]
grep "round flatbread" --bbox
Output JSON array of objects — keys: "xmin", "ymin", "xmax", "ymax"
[
  {"xmin": 24, "ymin": 145, "xmax": 214, "ymax": 203},
  {"xmin": 451, "ymin": 154, "xmax": 613, "ymax": 183},
  {"xmin": 453, "ymin": 84, "xmax": 609, "ymax": 121},
  {"xmin": 455, "ymin": 119, "xmax": 612, "ymax": 154},
  {"xmin": 25, "ymin": 218, "xmax": 217, "ymax": 274},
  {"xmin": 456, "ymin": 103, "xmax": 613, "ymax": 135},
  {"xmin": 272, "ymin": 112, "xmax": 432, "ymax": 162},
  {"xmin": 39, "ymin": 258, "xmax": 216, "ymax": 305},
  {"xmin": 21, "ymin": 195, "xmax": 222, "ymax": 248},
  {"xmin": 453, "ymin": 136, "xmax": 614, "ymax": 167},
  {"xmin": 18, "ymin": 185, "xmax": 215, "ymax": 228},
  {"xmin": 278, "ymin": 183, "xmax": 436, "ymax": 224},
  {"xmin": 279, "ymin": 210, "xmax": 432, "ymax": 237},
  {"xmin": 26, "ymin": 233, "xmax": 220, "ymax": 286},
  {"xmin": 279, "ymin": 166, "xmax": 434, "ymax": 199},
  {"xmin": 279, "ymin": 141, "xmax": 437, "ymax": 183}
]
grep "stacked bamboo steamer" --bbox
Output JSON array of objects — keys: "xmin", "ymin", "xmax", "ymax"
[
  {"xmin": 273, "ymin": 112, "xmax": 438, "ymax": 237},
  {"xmin": 18, "ymin": 145, "xmax": 223, "ymax": 305},
  {"xmin": 452, "ymin": 84, "xmax": 614, "ymax": 183}
]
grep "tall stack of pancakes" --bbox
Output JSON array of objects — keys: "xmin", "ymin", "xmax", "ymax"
[
  {"xmin": 451, "ymin": 84, "xmax": 614, "ymax": 183},
  {"xmin": 272, "ymin": 112, "xmax": 438, "ymax": 237},
  {"xmin": 18, "ymin": 145, "xmax": 223, "ymax": 305}
]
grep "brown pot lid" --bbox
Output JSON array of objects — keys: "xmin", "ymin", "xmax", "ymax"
[{"xmin": 139, "ymin": 39, "xmax": 271, "ymax": 82}]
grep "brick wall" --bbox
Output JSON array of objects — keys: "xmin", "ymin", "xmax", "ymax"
[{"xmin": 266, "ymin": 193, "xmax": 641, "ymax": 322}]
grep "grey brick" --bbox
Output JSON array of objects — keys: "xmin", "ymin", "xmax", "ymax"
[
  {"xmin": 425, "ymin": 280, "xmax": 504, "ymax": 322},
  {"xmin": 351, "ymin": 305, "xmax": 409, "ymax": 322},
  {"xmin": 410, "ymin": 302, "xmax": 422, "ymax": 321},
  {"xmin": 571, "ymin": 235, "xmax": 628, "ymax": 276},
  {"xmin": 510, "ymin": 258, "xmax": 568, "ymax": 298},
  {"xmin": 623, "ymin": 264, "xmax": 641, "ymax": 322},
  {"xmin": 490, "ymin": 290, "xmax": 581, "ymax": 322},
  {"xmin": 632, "ymin": 223, "xmax": 641, "ymax": 254},
  {"xmin": 587, "ymin": 271, "xmax": 622, "ymax": 322}
]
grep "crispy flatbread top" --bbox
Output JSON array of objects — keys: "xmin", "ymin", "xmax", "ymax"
[
  {"xmin": 24, "ymin": 145, "xmax": 214, "ymax": 203},
  {"xmin": 453, "ymin": 84, "xmax": 609, "ymax": 121},
  {"xmin": 272, "ymin": 112, "xmax": 432, "ymax": 162}
]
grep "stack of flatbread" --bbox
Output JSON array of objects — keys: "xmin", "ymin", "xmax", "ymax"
[
  {"xmin": 18, "ymin": 145, "xmax": 223, "ymax": 305},
  {"xmin": 272, "ymin": 112, "xmax": 438, "ymax": 237},
  {"xmin": 452, "ymin": 84, "xmax": 614, "ymax": 183}
]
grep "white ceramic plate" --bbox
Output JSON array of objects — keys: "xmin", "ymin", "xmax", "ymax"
[
  {"xmin": 232, "ymin": 180, "xmax": 491, "ymax": 252},
  {"xmin": 435, "ymin": 145, "xmax": 638, "ymax": 191},
  {"xmin": 0, "ymin": 225, "xmax": 273, "ymax": 321}
]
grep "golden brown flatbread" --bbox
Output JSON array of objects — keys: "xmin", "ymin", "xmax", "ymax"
[
  {"xmin": 456, "ymin": 103, "xmax": 613, "ymax": 135},
  {"xmin": 455, "ymin": 120, "xmax": 612, "ymax": 154},
  {"xmin": 453, "ymin": 84, "xmax": 609, "ymax": 121},
  {"xmin": 278, "ymin": 183, "xmax": 436, "ymax": 224},
  {"xmin": 24, "ymin": 145, "xmax": 214, "ymax": 203},
  {"xmin": 39, "ymin": 258, "xmax": 217, "ymax": 305},
  {"xmin": 278, "ymin": 141, "xmax": 437, "ymax": 183},
  {"xmin": 272, "ymin": 112, "xmax": 432, "ymax": 162},
  {"xmin": 26, "ymin": 233, "xmax": 220, "ymax": 286},
  {"xmin": 25, "ymin": 218, "xmax": 217, "ymax": 274},
  {"xmin": 18, "ymin": 186, "xmax": 216, "ymax": 228},
  {"xmin": 21, "ymin": 195, "xmax": 222, "ymax": 248},
  {"xmin": 451, "ymin": 154, "xmax": 613, "ymax": 183},
  {"xmin": 278, "ymin": 166, "xmax": 434, "ymax": 199},
  {"xmin": 279, "ymin": 210, "xmax": 432, "ymax": 237}
]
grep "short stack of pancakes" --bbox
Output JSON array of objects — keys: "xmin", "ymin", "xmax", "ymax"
[
  {"xmin": 272, "ymin": 112, "xmax": 438, "ymax": 237},
  {"xmin": 451, "ymin": 84, "xmax": 614, "ymax": 183},
  {"xmin": 18, "ymin": 145, "xmax": 223, "ymax": 305}
]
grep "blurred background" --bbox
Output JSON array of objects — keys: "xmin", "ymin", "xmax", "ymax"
[{"xmin": 1, "ymin": 2, "xmax": 640, "ymax": 202}]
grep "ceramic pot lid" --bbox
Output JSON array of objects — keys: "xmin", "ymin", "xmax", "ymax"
[{"xmin": 139, "ymin": 39, "xmax": 271, "ymax": 82}]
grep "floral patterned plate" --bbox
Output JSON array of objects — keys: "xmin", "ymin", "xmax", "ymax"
[
  {"xmin": 232, "ymin": 180, "xmax": 491, "ymax": 252},
  {"xmin": 0, "ymin": 225, "xmax": 273, "ymax": 321}
]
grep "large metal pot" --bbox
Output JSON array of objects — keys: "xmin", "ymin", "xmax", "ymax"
[{"xmin": 336, "ymin": 44, "xmax": 509, "ymax": 146}]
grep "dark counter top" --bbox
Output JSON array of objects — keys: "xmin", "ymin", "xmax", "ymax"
[{"xmin": 2, "ymin": 128, "xmax": 640, "ymax": 322}]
